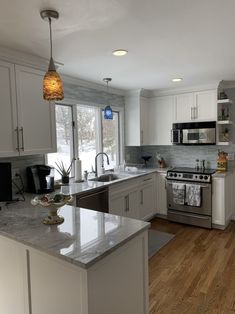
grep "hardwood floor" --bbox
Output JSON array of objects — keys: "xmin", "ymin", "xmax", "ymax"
[{"xmin": 149, "ymin": 218, "xmax": 235, "ymax": 314}]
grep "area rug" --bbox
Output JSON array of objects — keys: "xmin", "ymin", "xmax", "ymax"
[{"xmin": 148, "ymin": 229, "xmax": 175, "ymax": 259}]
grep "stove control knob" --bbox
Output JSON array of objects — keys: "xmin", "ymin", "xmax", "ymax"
[
  {"xmin": 169, "ymin": 173, "xmax": 173, "ymax": 177},
  {"xmin": 199, "ymin": 175, "xmax": 203, "ymax": 180},
  {"xmin": 204, "ymin": 175, "xmax": 208, "ymax": 180},
  {"xmin": 174, "ymin": 173, "xmax": 177, "ymax": 177}
]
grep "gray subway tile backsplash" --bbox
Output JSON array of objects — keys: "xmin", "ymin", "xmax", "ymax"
[{"xmin": 125, "ymin": 145, "xmax": 235, "ymax": 170}]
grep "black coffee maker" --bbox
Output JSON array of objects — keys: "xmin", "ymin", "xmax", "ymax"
[{"xmin": 27, "ymin": 165, "xmax": 54, "ymax": 194}]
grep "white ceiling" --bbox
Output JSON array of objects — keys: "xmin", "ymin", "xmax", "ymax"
[{"xmin": 1, "ymin": 0, "xmax": 235, "ymax": 90}]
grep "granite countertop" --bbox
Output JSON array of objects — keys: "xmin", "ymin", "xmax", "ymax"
[
  {"xmin": 0, "ymin": 200, "xmax": 150, "ymax": 269},
  {"xmin": 61, "ymin": 167, "xmax": 168, "ymax": 196}
]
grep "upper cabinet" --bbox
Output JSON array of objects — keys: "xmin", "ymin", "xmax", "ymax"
[
  {"xmin": 0, "ymin": 62, "xmax": 56, "ymax": 157},
  {"xmin": 125, "ymin": 92, "xmax": 149, "ymax": 146},
  {"xmin": 148, "ymin": 96, "xmax": 174, "ymax": 145},
  {"xmin": 15, "ymin": 66, "xmax": 56, "ymax": 155},
  {"xmin": 174, "ymin": 90, "xmax": 217, "ymax": 123},
  {"xmin": 0, "ymin": 61, "xmax": 18, "ymax": 157}
]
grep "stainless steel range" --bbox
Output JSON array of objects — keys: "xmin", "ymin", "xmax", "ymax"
[{"xmin": 166, "ymin": 167, "xmax": 216, "ymax": 229}]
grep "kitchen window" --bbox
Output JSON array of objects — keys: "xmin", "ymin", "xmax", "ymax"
[{"xmin": 47, "ymin": 103, "xmax": 123, "ymax": 179}]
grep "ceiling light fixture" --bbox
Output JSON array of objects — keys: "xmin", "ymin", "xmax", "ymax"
[
  {"xmin": 103, "ymin": 78, "xmax": 113, "ymax": 120},
  {"xmin": 172, "ymin": 78, "xmax": 183, "ymax": 82},
  {"xmin": 112, "ymin": 49, "xmax": 128, "ymax": 56},
  {"xmin": 40, "ymin": 9, "xmax": 64, "ymax": 101}
]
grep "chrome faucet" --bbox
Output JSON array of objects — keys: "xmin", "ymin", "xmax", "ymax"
[{"xmin": 95, "ymin": 152, "xmax": 110, "ymax": 177}]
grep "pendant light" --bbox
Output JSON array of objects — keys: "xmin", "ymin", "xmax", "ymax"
[
  {"xmin": 40, "ymin": 10, "xmax": 64, "ymax": 101},
  {"xmin": 103, "ymin": 78, "xmax": 113, "ymax": 120}
]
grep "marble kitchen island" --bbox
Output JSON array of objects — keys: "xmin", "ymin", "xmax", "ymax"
[{"xmin": 0, "ymin": 203, "xmax": 149, "ymax": 314}]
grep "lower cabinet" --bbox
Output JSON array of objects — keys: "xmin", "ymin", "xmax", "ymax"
[
  {"xmin": 0, "ymin": 232, "xmax": 149, "ymax": 314},
  {"xmin": 0, "ymin": 237, "xmax": 28, "ymax": 314},
  {"xmin": 156, "ymin": 173, "xmax": 167, "ymax": 216},
  {"xmin": 109, "ymin": 174, "xmax": 157, "ymax": 220},
  {"xmin": 212, "ymin": 172, "xmax": 235, "ymax": 228}
]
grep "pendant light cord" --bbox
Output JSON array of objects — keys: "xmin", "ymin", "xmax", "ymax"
[{"xmin": 48, "ymin": 17, "xmax": 53, "ymax": 59}]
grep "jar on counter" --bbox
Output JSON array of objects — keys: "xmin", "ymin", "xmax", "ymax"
[{"xmin": 217, "ymin": 150, "xmax": 228, "ymax": 172}]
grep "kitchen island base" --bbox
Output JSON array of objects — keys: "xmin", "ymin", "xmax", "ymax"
[{"xmin": 0, "ymin": 231, "xmax": 149, "ymax": 314}]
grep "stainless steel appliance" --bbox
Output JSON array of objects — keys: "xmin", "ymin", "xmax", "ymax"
[
  {"xmin": 171, "ymin": 121, "xmax": 216, "ymax": 145},
  {"xmin": 76, "ymin": 188, "xmax": 109, "ymax": 213},
  {"xmin": 27, "ymin": 165, "xmax": 55, "ymax": 194},
  {"xmin": 0, "ymin": 163, "xmax": 12, "ymax": 201},
  {"xmin": 166, "ymin": 167, "xmax": 216, "ymax": 228}
]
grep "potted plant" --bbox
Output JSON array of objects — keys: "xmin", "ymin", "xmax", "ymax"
[{"xmin": 55, "ymin": 159, "xmax": 74, "ymax": 184}]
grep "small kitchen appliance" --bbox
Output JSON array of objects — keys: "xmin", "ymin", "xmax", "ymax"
[
  {"xmin": 0, "ymin": 162, "xmax": 12, "ymax": 202},
  {"xmin": 166, "ymin": 167, "xmax": 216, "ymax": 228},
  {"xmin": 171, "ymin": 121, "xmax": 216, "ymax": 145},
  {"xmin": 27, "ymin": 165, "xmax": 55, "ymax": 194}
]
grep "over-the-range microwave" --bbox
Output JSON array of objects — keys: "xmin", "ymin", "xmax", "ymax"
[{"xmin": 171, "ymin": 121, "xmax": 216, "ymax": 145}]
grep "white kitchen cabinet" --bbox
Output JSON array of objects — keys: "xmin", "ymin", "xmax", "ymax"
[
  {"xmin": 174, "ymin": 93, "xmax": 194, "ymax": 122},
  {"xmin": 0, "ymin": 231, "xmax": 148, "ymax": 314},
  {"xmin": 0, "ymin": 61, "xmax": 57, "ymax": 157},
  {"xmin": 125, "ymin": 92, "xmax": 149, "ymax": 146},
  {"xmin": 0, "ymin": 237, "xmax": 28, "ymax": 314},
  {"xmin": 109, "ymin": 179, "xmax": 140, "ymax": 219},
  {"xmin": 174, "ymin": 90, "xmax": 217, "ymax": 123},
  {"xmin": 139, "ymin": 175, "xmax": 156, "ymax": 220},
  {"xmin": 148, "ymin": 96, "xmax": 174, "ymax": 145},
  {"xmin": 156, "ymin": 173, "xmax": 167, "ymax": 216},
  {"xmin": 15, "ymin": 65, "xmax": 56, "ymax": 155},
  {"xmin": 212, "ymin": 172, "xmax": 235, "ymax": 228},
  {"xmin": 109, "ymin": 174, "xmax": 156, "ymax": 221},
  {"xmin": 0, "ymin": 60, "xmax": 18, "ymax": 157}
]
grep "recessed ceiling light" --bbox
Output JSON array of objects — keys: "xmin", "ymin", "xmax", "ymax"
[
  {"xmin": 112, "ymin": 49, "xmax": 128, "ymax": 56},
  {"xmin": 172, "ymin": 78, "xmax": 183, "ymax": 82}
]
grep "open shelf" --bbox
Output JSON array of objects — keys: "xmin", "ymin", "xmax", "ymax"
[
  {"xmin": 217, "ymin": 99, "xmax": 233, "ymax": 104},
  {"xmin": 217, "ymin": 120, "xmax": 233, "ymax": 125},
  {"xmin": 217, "ymin": 141, "xmax": 233, "ymax": 146}
]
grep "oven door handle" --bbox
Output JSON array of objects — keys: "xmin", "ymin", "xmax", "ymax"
[{"xmin": 166, "ymin": 181, "xmax": 210, "ymax": 188}]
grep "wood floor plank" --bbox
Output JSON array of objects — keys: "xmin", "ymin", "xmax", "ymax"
[{"xmin": 149, "ymin": 218, "xmax": 235, "ymax": 314}]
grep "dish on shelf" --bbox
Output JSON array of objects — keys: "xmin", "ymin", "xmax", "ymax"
[{"xmin": 31, "ymin": 194, "xmax": 74, "ymax": 225}]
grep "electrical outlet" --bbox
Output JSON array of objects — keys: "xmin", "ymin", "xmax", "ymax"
[
  {"xmin": 227, "ymin": 153, "xmax": 235, "ymax": 161},
  {"xmin": 126, "ymin": 153, "xmax": 131, "ymax": 161},
  {"xmin": 12, "ymin": 168, "xmax": 20, "ymax": 178}
]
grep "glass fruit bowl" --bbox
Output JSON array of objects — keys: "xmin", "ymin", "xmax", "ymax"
[{"xmin": 31, "ymin": 194, "xmax": 74, "ymax": 225}]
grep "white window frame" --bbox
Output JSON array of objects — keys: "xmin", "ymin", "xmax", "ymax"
[{"xmin": 47, "ymin": 99, "xmax": 124, "ymax": 175}]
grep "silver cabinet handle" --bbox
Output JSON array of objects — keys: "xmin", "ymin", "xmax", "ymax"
[
  {"xmin": 141, "ymin": 130, "xmax": 144, "ymax": 145},
  {"xmin": 125, "ymin": 195, "xmax": 129, "ymax": 212},
  {"xmin": 143, "ymin": 178, "xmax": 152, "ymax": 182},
  {"xmin": 20, "ymin": 127, "xmax": 24, "ymax": 151},
  {"xmin": 15, "ymin": 127, "xmax": 20, "ymax": 152},
  {"xmin": 140, "ymin": 190, "xmax": 143, "ymax": 205}
]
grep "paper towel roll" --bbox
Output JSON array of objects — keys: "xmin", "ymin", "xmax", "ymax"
[{"xmin": 75, "ymin": 159, "xmax": 82, "ymax": 181}]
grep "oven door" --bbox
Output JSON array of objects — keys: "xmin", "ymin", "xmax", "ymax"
[
  {"xmin": 182, "ymin": 128, "xmax": 215, "ymax": 144},
  {"xmin": 166, "ymin": 180, "xmax": 212, "ymax": 216}
]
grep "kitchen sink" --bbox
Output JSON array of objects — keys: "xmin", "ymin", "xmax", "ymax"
[{"xmin": 89, "ymin": 173, "xmax": 120, "ymax": 182}]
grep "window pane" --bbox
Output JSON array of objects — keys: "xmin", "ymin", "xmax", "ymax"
[
  {"xmin": 102, "ymin": 111, "xmax": 119, "ymax": 168},
  {"xmin": 48, "ymin": 105, "xmax": 73, "ymax": 180},
  {"xmin": 77, "ymin": 105, "xmax": 97, "ymax": 172}
]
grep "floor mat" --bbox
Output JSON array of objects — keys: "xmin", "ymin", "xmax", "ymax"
[{"xmin": 148, "ymin": 229, "xmax": 175, "ymax": 258}]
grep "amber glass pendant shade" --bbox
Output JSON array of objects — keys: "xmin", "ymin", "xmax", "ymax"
[{"xmin": 43, "ymin": 70, "xmax": 64, "ymax": 101}]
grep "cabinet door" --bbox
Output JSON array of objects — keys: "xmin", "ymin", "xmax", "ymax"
[
  {"xmin": 126, "ymin": 189, "xmax": 140, "ymax": 219},
  {"xmin": 212, "ymin": 177, "xmax": 225, "ymax": 226},
  {"xmin": 174, "ymin": 93, "xmax": 194, "ymax": 122},
  {"xmin": 140, "ymin": 96, "xmax": 149, "ymax": 145},
  {"xmin": 195, "ymin": 90, "xmax": 217, "ymax": 121},
  {"xmin": 148, "ymin": 96, "xmax": 174, "ymax": 145},
  {"xmin": 140, "ymin": 183, "xmax": 156, "ymax": 220},
  {"xmin": 15, "ymin": 65, "xmax": 56, "ymax": 155},
  {"xmin": 0, "ymin": 237, "xmax": 29, "ymax": 314},
  {"xmin": 156, "ymin": 173, "xmax": 167, "ymax": 216},
  {"xmin": 109, "ymin": 194, "xmax": 125, "ymax": 216},
  {"xmin": 0, "ymin": 61, "xmax": 19, "ymax": 157}
]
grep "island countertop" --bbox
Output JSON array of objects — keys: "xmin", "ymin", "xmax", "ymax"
[{"xmin": 0, "ymin": 201, "xmax": 150, "ymax": 269}]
